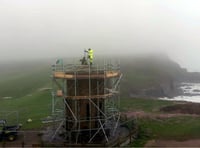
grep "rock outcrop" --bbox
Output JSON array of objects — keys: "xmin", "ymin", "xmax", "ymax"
[{"xmin": 121, "ymin": 54, "xmax": 198, "ymax": 98}]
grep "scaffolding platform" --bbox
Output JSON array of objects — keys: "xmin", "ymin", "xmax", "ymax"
[
  {"xmin": 65, "ymin": 93, "xmax": 113, "ymax": 100},
  {"xmin": 50, "ymin": 60, "xmax": 123, "ymax": 144},
  {"xmin": 53, "ymin": 71, "xmax": 120, "ymax": 79}
]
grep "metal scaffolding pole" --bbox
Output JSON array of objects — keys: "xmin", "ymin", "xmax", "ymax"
[{"xmin": 51, "ymin": 58, "xmax": 121, "ymax": 144}]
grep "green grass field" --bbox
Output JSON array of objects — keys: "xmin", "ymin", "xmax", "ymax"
[
  {"xmin": 0, "ymin": 61, "xmax": 51, "ymax": 98},
  {"xmin": 0, "ymin": 91, "xmax": 51, "ymax": 129},
  {"xmin": 138, "ymin": 116, "xmax": 200, "ymax": 140},
  {"xmin": 0, "ymin": 61, "xmax": 52, "ymax": 129},
  {"xmin": 120, "ymin": 97, "xmax": 174, "ymax": 112},
  {"xmin": 120, "ymin": 98, "xmax": 200, "ymax": 147},
  {"xmin": 130, "ymin": 116, "xmax": 200, "ymax": 147}
]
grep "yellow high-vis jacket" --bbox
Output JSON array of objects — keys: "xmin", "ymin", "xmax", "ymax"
[{"xmin": 88, "ymin": 49, "xmax": 94, "ymax": 59}]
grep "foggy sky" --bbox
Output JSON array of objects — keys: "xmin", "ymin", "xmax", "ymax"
[{"xmin": 0, "ymin": 0, "xmax": 200, "ymax": 71}]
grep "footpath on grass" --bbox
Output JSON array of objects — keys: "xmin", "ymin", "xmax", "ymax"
[
  {"xmin": 145, "ymin": 139, "xmax": 200, "ymax": 147},
  {"xmin": 123, "ymin": 102, "xmax": 200, "ymax": 147}
]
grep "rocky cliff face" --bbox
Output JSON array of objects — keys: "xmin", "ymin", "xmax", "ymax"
[
  {"xmin": 126, "ymin": 81, "xmax": 182, "ymax": 98},
  {"xmin": 121, "ymin": 55, "xmax": 196, "ymax": 98}
]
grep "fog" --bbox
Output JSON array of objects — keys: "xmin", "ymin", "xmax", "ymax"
[{"xmin": 0, "ymin": 0, "xmax": 200, "ymax": 71}]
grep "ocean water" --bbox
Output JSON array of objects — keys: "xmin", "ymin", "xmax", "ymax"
[{"xmin": 159, "ymin": 83, "xmax": 200, "ymax": 103}]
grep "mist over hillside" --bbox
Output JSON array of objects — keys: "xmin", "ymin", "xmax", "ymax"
[
  {"xmin": 120, "ymin": 54, "xmax": 200, "ymax": 98},
  {"xmin": 0, "ymin": 60, "xmax": 52, "ymax": 98},
  {"xmin": 0, "ymin": 54, "xmax": 200, "ymax": 99}
]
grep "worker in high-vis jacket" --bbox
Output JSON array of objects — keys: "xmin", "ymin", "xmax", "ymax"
[{"xmin": 85, "ymin": 48, "xmax": 94, "ymax": 65}]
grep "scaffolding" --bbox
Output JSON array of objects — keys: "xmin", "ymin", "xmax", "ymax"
[{"xmin": 51, "ymin": 59, "xmax": 122, "ymax": 144}]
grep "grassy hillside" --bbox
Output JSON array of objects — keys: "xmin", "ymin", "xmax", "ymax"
[
  {"xmin": 0, "ymin": 60, "xmax": 52, "ymax": 129},
  {"xmin": 0, "ymin": 60, "xmax": 51, "ymax": 98},
  {"xmin": 120, "ymin": 97, "xmax": 174, "ymax": 112},
  {"xmin": 120, "ymin": 55, "xmax": 189, "ymax": 98},
  {"xmin": 0, "ymin": 90, "xmax": 51, "ymax": 129},
  {"xmin": 0, "ymin": 55, "xmax": 191, "ymax": 99},
  {"xmin": 138, "ymin": 116, "xmax": 200, "ymax": 140}
]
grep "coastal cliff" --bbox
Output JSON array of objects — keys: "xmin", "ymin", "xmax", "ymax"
[{"xmin": 120, "ymin": 54, "xmax": 200, "ymax": 98}]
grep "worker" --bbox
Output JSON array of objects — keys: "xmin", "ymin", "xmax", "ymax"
[
  {"xmin": 80, "ymin": 56, "xmax": 88, "ymax": 65},
  {"xmin": 85, "ymin": 48, "xmax": 94, "ymax": 65}
]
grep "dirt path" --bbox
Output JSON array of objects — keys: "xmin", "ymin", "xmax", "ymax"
[
  {"xmin": 145, "ymin": 139, "xmax": 200, "ymax": 147},
  {"xmin": 123, "ymin": 110, "xmax": 200, "ymax": 119}
]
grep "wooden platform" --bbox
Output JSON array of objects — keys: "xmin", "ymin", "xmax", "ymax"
[
  {"xmin": 53, "ymin": 71, "xmax": 120, "ymax": 79},
  {"xmin": 65, "ymin": 93, "xmax": 113, "ymax": 99}
]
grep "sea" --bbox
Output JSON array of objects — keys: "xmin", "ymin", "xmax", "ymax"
[{"xmin": 159, "ymin": 83, "xmax": 200, "ymax": 103}]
